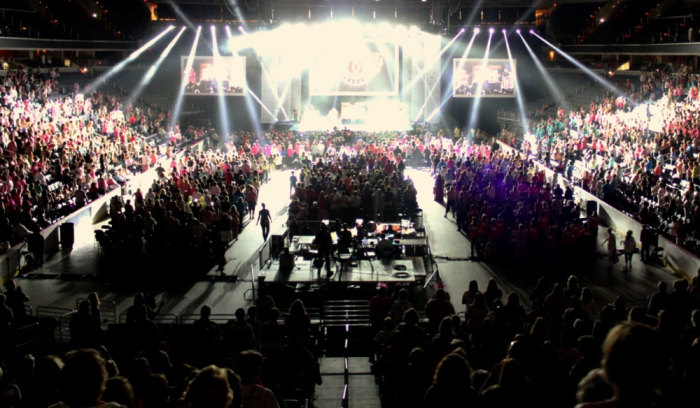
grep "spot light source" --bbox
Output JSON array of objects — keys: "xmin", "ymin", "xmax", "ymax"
[
  {"xmin": 516, "ymin": 28, "xmax": 521, "ymax": 34},
  {"xmin": 489, "ymin": 27, "xmax": 495, "ymax": 34},
  {"xmin": 474, "ymin": 27, "xmax": 480, "ymax": 34}
]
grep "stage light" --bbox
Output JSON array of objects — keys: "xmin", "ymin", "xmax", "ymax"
[
  {"xmin": 467, "ymin": 29, "xmax": 493, "ymax": 132},
  {"xmin": 229, "ymin": 24, "xmax": 289, "ymax": 121},
  {"xmin": 142, "ymin": 26, "xmax": 186, "ymax": 84},
  {"xmin": 83, "ymin": 25, "xmax": 175, "ymax": 93},
  {"xmin": 414, "ymin": 28, "xmax": 476, "ymax": 122},
  {"xmin": 518, "ymin": 30, "xmax": 568, "ymax": 110},
  {"xmin": 489, "ymin": 27, "xmax": 495, "ymax": 34},
  {"xmin": 238, "ymin": 25, "xmax": 245, "ymax": 33},
  {"xmin": 504, "ymin": 30, "xmax": 528, "ymax": 136},
  {"xmin": 125, "ymin": 25, "xmax": 186, "ymax": 108},
  {"xmin": 530, "ymin": 31, "xmax": 627, "ymax": 98},
  {"xmin": 502, "ymin": 28, "xmax": 507, "ymax": 34},
  {"xmin": 460, "ymin": 27, "xmax": 465, "ymax": 33},
  {"xmin": 404, "ymin": 27, "xmax": 464, "ymax": 95},
  {"xmin": 529, "ymin": 29, "xmax": 534, "ymax": 34},
  {"xmin": 515, "ymin": 28, "xmax": 521, "ymax": 34},
  {"xmin": 474, "ymin": 27, "xmax": 480, "ymax": 34},
  {"xmin": 170, "ymin": 25, "xmax": 201, "ymax": 129}
]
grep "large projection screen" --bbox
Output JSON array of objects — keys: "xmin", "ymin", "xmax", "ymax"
[
  {"xmin": 309, "ymin": 40, "xmax": 399, "ymax": 96},
  {"xmin": 182, "ymin": 56, "xmax": 247, "ymax": 95},
  {"xmin": 452, "ymin": 58, "xmax": 516, "ymax": 98}
]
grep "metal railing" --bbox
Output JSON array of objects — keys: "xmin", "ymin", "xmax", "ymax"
[{"xmin": 36, "ymin": 306, "xmax": 75, "ymax": 344}]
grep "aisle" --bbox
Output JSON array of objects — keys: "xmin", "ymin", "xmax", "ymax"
[
  {"xmin": 406, "ymin": 168, "xmax": 679, "ymax": 313},
  {"xmin": 15, "ymin": 170, "xmax": 292, "ymax": 318}
]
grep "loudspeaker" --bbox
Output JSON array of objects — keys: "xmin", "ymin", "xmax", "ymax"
[{"xmin": 270, "ymin": 234, "xmax": 285, "ymax": 258}]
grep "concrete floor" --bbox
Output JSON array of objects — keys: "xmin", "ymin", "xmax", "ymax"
[{"xmin": 15, "ymin": 166, "xmax": 678, "ymax": 322}]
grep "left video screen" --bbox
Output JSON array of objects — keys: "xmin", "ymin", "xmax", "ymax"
[{"xmin": 182, "ymin": 56, "xmax": 247, "ymax": 95}]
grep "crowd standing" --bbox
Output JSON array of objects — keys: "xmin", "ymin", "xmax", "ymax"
[
  {"xmin": 0, "ymin": 67, "xmax": 180, "ymax": 265},
  {"xmin": 517, "ymin": 68, "xmax": 700, "ymax": 255}
]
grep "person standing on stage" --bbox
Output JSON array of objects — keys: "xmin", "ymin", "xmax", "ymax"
[
  {"xmin": 313, "ymin": 224, "xmax": 333, "ymax": 279},
  {"xmin": 256, "ymin": 203, "xmax": 272, "ymax": 241}
]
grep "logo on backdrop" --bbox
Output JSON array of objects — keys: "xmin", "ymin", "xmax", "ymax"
[{"xmin": 340, "ymin": 53, "xmax": 384, "ymax": 89}]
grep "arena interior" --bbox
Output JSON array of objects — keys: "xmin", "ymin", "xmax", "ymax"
[{"xmin": 1, "ymin": 0, "xmax": 700, "ymax": 407}]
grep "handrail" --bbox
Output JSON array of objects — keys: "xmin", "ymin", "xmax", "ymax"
[
  {"xmin": 341, "ymin": 311, "xmax": 350, "ymax": 408},
  {"xmin": 117, "ymin": 312, "xmax": 179, "ymax": 324},
  {"xmin": 76, "ymin": 298, "xmax": 118, "ymax": 325},
  {"xmin": 36, "ymin": 306, "xmax": 75, "ymax": 344},
  {"xmin": 423, "ymin": 237, "xmax": 439, "ymax": 289}
]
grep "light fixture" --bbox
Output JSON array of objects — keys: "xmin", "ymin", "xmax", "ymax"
[
  {"xmin": 474, "ymin": 27, "xmax": 480, "ymax": 34},
  {"xmin": 488, "ymin": 27, "xmax": 495, "ymax": 34},
  {"xmin": 515, "ymin": 28, "xmax": 521, "ymax": 34}
]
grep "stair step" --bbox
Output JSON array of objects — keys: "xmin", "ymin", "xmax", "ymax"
[{"xmin": 319, "ymin": 357, "xmax": 373, "ymax": 375}]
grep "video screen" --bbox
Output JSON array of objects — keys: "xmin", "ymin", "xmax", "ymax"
[
  {"xmin": 452, "ymin": 58, "xmax": 516, "ymax": 98},
  {"xmin": 309, "ymin": 41, "xmax": 398, "ymax": 96},
  {"xmin": 181, "ymin": 56, "xmax": 246, "ymax": 95}
]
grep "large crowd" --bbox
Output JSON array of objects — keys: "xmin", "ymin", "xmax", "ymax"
[
  {"xmin": 518, "ymin": 68, "xmax": 700, "ymax": 255},
  {"xmin": 2, "ymin": 55, "xmax": 700, "ymax": 408},
  {"xmin": 0, "ymin": 270, "xmax": 697, "ymax": 408},
  {"xmin": 370, "ymin": 274, "xmax": 700, "ymax": 408},
  {"xmin": 429, "ymin": 143, "xmax": 591, "ymax": 265},
  {"xmin": 0, "ymin": 67, "xmax": 180, "ymax": 265}
]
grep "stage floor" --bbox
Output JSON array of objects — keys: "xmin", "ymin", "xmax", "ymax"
[{"xmin": 260, "ymin": 258, "xmax": 426, "ymax": 285}]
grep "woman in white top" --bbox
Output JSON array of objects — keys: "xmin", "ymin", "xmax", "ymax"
[{"xmin": 622, "ymin": 230, "xmax": 637, "ymax": 270}]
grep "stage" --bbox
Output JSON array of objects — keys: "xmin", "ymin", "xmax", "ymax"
[{"xmin": 258, "ymin": 257, "xmax": 427, "ymax": 286}]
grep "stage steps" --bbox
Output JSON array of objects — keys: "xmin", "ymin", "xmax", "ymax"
[
  {"xmin": 322, "ymin": 299, "xmax": 372, "ymax": 357},
  {"xmin": 314, "ymin": 357, "xmax": 379, "ymax": 408}
]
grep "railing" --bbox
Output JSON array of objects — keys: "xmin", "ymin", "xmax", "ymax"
[
  {"xmin": 75, "ymin": 298, "xmax": 118, "ymax": 326},
  {"xmin": 36, "ymin": 306, "xmax": 75, "ymax": 344},
  {"xmin": 116, "ymin": 313, "xmax": 178, "ymax": 325},
  {"xmin": 341, "ymin": 315, "xmax": 350, "ymax": 408}
]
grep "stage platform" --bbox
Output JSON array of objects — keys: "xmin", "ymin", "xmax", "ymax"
[{"xmin": 258, "ymin": 257, "xmax": 426, "ymax": 286}]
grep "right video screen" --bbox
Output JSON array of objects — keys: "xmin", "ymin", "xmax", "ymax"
[{"xmin": 452, "ymin": 58, "xmax": 516, "ymax": 98}]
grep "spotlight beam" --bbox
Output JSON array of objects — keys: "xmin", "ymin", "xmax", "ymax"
[
  {"xmin": 414, "ymin": 31, "xmax": 477, "ymax": 122},
  {"xmin": 403, "ymin": 29, "xmax": 465, "ymax": 95},
  {"xmin": 467, "ymin": 30, "xmax": 493, "ymax": 132},
  {"xmin": 123, "ymin": 26, "xmax": 186, "ymax": 109},
  {"xmin": 504, "ymin": 31, "xmax": 529, "ymax": 136},
  {"xmin": 518, "ymin": 32, "xmax": 569, "ymax": 111},
  {"xmin": 531, "ymin": 32, "xmax": 627, "ymax": 98},
  {"xmin": 234, "ymin": 26, "xmax": 289, "ymax": 121},
  {"xmin": 84, "ymin": 25, "xmax": 175, "ymax": 93},
  {"xmin": 142, "ymin": 26, "xmax": 186, "ymax": 87},
  {"xmin": 247, "ymin": 88, "xmax": 275, "ymax": 119},
  {"xmin": 170, "ymin": 26, "xmax": 202, "ymax": 130},
  {"xmin": 167, "ymin": 0, "xmax": 196, "ymax": 31},
  {"xmin": 211, "ymin": 25, "xmax": 231, "ymax": 138}
]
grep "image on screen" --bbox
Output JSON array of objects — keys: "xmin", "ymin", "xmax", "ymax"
[
  {"xmin": 309, "ymin": 41, "xmax": 398, "ymax": 96},
  {"xmin": 452, "ymin": 58, "xmax": 516, "ymax": 98},
  {"xmin": 181, "ymin": 56, "xmax": 247, "ymax": 95}
]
